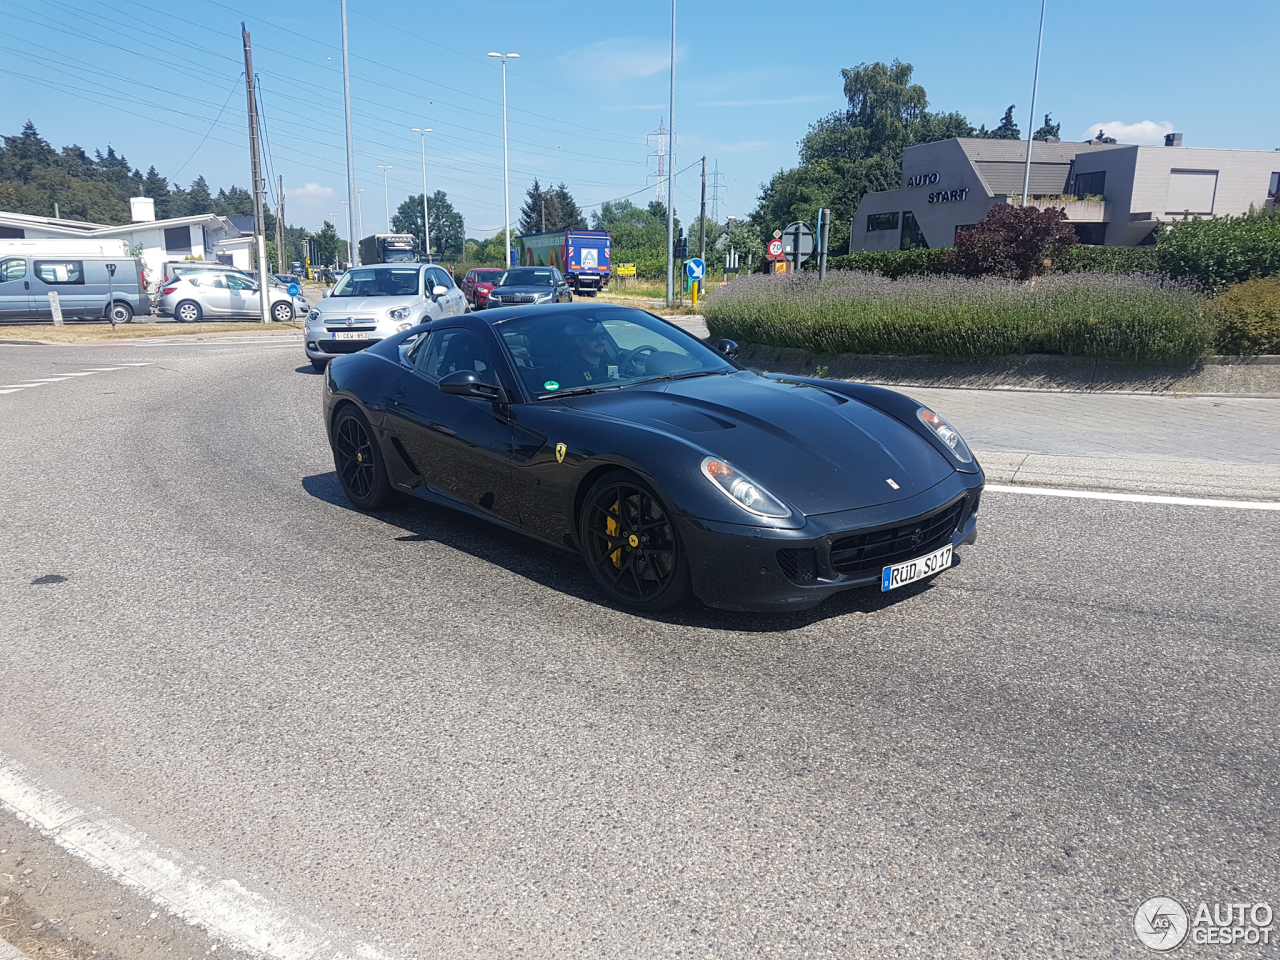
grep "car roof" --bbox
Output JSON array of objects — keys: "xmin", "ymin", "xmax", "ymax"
[{"xmin": 470, "ymin": 301, "xmax": 645, "ymax": 326}]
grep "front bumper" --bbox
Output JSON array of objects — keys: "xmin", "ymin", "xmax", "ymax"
[{"xmin": 679, "ymin": 471, "xmax": 983, "ymax": 611}]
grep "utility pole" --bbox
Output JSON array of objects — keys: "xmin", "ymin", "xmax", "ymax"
[
  {"xmin": 241, "ymin": 23, "xmax": 270, "ymax": 323},
  {"xmin": 488, "ymin": 52, "xmax": 520, "ymax": 267},
  {"xmin": 698, "ymin": 155, "xmax": 707, "ymax": 267},
  {"xmin": 1021, "ymin": 0, "xmax": 1048, "ymax": 206},
  {"xmin": 377, "ymin": 165, "xmax": 393, "ymax": 232},
  {"xmin": 665, "ymin": 0, "xmax": 676, "ymax": 306},
  {"xmin": 340, "ymin": 0, "xmax": 358, "ymax": 266},
  {"xmin": 276, "ymin": 174, "xmax": 285, "ymax": 274},
  {"xmin": 412, "ymin": 128, "xmax": 433, "ymax": 258},
  {"xmin": 541, "ymin": 201, "xmax": 545, "ymax": 233}
]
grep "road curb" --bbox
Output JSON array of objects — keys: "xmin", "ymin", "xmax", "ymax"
[{"xmin": 737, "ymin": 344, "xmax": 1280, "ymax": 398}]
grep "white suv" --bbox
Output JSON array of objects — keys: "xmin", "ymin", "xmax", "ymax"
[{"xmin": 305, "ymin": 263, "xmax": 466, "ymax": 372}]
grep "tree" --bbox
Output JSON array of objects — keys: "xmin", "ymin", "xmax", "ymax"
[
  {"xmin": 1033, "ymin": 113, "xmax": 1061, "ymax": 140},
  {"xmin": 543, "ymin": 183, "xmax": 587, "ymax": 231},
  {"xmin": 392, "ymin": 190, "xmax": 464, "ymax": 259},
  {"xmin": 955, "ymin": 203, "xmax": 1077, "ymax": 280},
  {"xmin": 592, "ymin": 199, "xmax": 679, "ymax": 279},
  {"xmin": 1093, "ymin": 128, "xmax": 1118, "ymax": 144},
  {"xmin": 142, "ymin": 166, "xmax": 171, "ymax": 217},
  {"xmin": 750, "ymin": 60, "xmax": 981, "ymax": 255},
  {"xmin": 518, "ymin": 178, "xmax": 549, "ymax": 233},
  {"xmin": 976, "ymin": 105, "xmax": 1020, "ymax": 140},
  {"xmin": 311, "ymin": 220, "xmax": 341, "ymax": 266}
]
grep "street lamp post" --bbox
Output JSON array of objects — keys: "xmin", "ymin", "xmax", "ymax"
[
  {"xmin": 665, "ymin": 1, "xmax": 676, "ymax": 306},
  {"xmin": 355, "ymin": 188, "xmax": 365, "ymax": 258},
  {"xmin": 340, "ymin": 200, "xmax": 351, "ymax": 265},
  {"xmin": 1021, "ymin": 0, "xmax": 1048, "ymax": 206},
  {"xmin": 411, "ymin": 128, "xmax": 434, "ymax": 258},
  {"xmin": 377, "ymin": 165, "xmax": 393, "ymax": 233},
  {"xmin": 487, "ymin": 52, "xmax": 520, "ymax": 267}
]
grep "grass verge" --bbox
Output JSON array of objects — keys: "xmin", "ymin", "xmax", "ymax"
[{"xmin": 0, "ymin": 321, "xmax": 303, "ymax": 343}]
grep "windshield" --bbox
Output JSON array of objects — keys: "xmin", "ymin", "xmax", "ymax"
[
  {"xmin": 330, "ymin": 267, "xmax": 420, "ymax": 298},
  {"xmin": 495, "ymin": 306, "xmax": 736, "ymax": 399},
  {"xmin": 498, "ymin": 268, "xmax": 556, "ymax": 286},
  {"xmin": 383, "ymin": 250, "xmax": 416, "ymax": 262},
  {"xmin": 475, "ymin": 270, "xmax": 503, "ymax": 282}
]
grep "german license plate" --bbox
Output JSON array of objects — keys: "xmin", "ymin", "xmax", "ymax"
[
  {"xmin": 333, "ymin": 331, "xmax": 369, "ymax": 340},
  {"xmin": 881, "ymin": 543, "xmax": 953, "ymax": 591}
]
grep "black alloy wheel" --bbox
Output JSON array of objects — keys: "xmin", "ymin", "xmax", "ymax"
[
  {"xmin": 272, "ymin": 301, "xmax": 294, "ymax": 323},
  {"xmin": 579, "ymin": 471, "xmax": 690, "ymax": 611},
  {"xmin": 331, "ymin": 406, "xmax": 392, "ymax": 509}
]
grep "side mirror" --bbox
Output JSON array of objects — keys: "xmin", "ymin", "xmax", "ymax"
[
  {"xmin": 714, "ymin": 338, "xmax": 739, "ymax": 359},
  {"xmin": 439, "ymin": 369, "xmax": 505, "ymax": 401},
  {"xmin": 321, "ymin": 288, "xmax": 330, "ymax": 298},
  {"xmin": 431, "ymin": 284, "xmax": 449, "ymax": 298}
]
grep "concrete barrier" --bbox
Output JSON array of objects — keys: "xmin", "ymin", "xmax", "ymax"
[{"xmin": 736, "ymin": 345, "xmax": 1280, "ymax": 398}]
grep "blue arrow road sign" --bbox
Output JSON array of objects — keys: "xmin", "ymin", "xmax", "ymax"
[{"xmin": 685, "ymin": 258, "xmax": 705, "ymax": 281}]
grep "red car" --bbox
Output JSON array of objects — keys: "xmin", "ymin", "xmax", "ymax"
[{"xmin": 460, "ymin": 268, "xmax": 504, "ymax": 310}]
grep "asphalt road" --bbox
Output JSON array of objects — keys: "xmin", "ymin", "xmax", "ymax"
[{"xmin": 1, "ymin": 337, "xmax": 1277, "ymax": 959}]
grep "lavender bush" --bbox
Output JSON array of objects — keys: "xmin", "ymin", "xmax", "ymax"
[{"xmin": 702, "ymin": 271, "xmax": 1213, "ymax": 363}]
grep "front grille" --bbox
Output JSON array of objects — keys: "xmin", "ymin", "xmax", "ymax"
[
  {"xmin": 317, "ymin": 338, "xmax": 381, "ymax": 354},
  {"xmin": 829, "ymin": 498, "xmax": 967, "ymax": 575},
  {"xmin": 776, "ymin": 548, "xmax": 818, "ymax": 584},
  {"xmin": 495, "ymin": 294, "xmax": 535, "ymax": 304},
  {"xmin": 324, "ymin": 324, "xmax": 378, "ymax": 332}
]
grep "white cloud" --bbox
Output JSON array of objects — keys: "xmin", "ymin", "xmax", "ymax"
[
  {"xmin": 1081, "ymin": 120, "xmax": 1175, "ymax": 145},
  {"xmin": 558, "ymin": 40, "xmax": 684, "ymax": 83},
  {"xmin": 284, "ymin": 182, "xmax": 337, "ymax": 229}
]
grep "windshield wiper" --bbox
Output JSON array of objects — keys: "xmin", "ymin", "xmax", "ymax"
[{"xmin": 537, "ymin": 386, "xmax": 600, "ymax": 399}]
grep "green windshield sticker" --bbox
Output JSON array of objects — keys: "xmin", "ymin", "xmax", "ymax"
[{"xmin": 544, "ymin": 380, "xmax": 560, "ymax": 391}]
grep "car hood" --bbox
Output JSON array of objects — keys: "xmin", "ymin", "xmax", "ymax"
[
  {"xmin": 315, "ymin": 296, "xmax": 416, "ymax": 315},
  {"xmin": 564, "ymin": 372, "xmax": 955, "ymax": 516},
  {"xmin": 491, "ymin": 285, "xmax": 556, "ymax": 296}
]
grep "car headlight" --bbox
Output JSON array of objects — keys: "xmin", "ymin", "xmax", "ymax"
[
  {"xmin": 918, "ymin": 407, "xmax": 973, "ymax": 463},
  {"xmin": 535, "ymin": 292, "xmax": 552, "ymax": 302},
  {"xmin": 700, "ymin": 457, "xmax": 791, "ymax": 519},
  {"xmin": 307, "ymin": 309, "xmax": 320, "ymax": 322},
  {"xmin": 388, "ymin": 306, "xmax": 411, "ymax": 321}
]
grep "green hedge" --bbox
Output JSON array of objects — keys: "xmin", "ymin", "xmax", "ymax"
[
  {"xmin": 702, "ymin": 271, "xmax": 1213, "ymax": 364},
  {"xmin": 1157, "ymin": 212, "xmax": 1280, "ymax": 290},
  {"xmin": 1209, "ymin": 275, "xmax": 1280, "ymax": 354}
]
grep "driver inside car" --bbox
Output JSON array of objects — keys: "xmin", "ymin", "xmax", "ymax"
[{"xmin": 558, "ymin": 319, "xmax": 619, "ymax": 388}]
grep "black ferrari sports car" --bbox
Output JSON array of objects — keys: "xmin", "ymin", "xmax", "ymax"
[{"xmin": 322, "ymin": 303, "xmax": 983, "ymax": 612}]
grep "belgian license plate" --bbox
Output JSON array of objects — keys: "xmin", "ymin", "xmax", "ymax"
[
  {"xmin": 881, "ymin": 543, "xmax": 953, "ymax": 591},
  {"xmin": 333, "ymin": 331, "xmax": 369, "ymax": 340}
]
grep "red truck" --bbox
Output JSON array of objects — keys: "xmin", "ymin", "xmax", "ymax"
[{"xmin": 460, "ymin": 267, "xmax": 504, "ymax": 310}]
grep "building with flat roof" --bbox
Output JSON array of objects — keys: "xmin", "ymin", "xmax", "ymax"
[
  {"xmin": 0, "ymin": 198, "xmax": 254, "ymax": 288},
  {"xmin": 851, "ymin": 135, "xmax": 1280, "ymax": 251}
]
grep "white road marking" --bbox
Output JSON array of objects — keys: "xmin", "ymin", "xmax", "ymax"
[
  {"xmin": 0, "ymin": 388, "xmax": 23, "ymax": 394},
  {"xmin": 985, "ymin": 483, "xmax": 1280, "ymax": 511},
  {"xmin": 0, "ymin": 757, "xmax": 392, "ymax": 960},
  {"xmin": 0, "ymin": 366, "xmax": 148, "ymax": 398}
]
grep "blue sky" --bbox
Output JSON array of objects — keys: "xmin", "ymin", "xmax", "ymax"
[{"xmin": 3, "ymin": 0, "xmax": 1277, "ymax": 238}]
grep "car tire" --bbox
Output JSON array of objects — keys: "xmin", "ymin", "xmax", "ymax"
[
  {"xmin": 311, "ymin": 359, "xmax": 328, "ymax": 373},
  {"xmin": 578, "ymin": 470, "xmax": 691, "ymax": 612},
  {"xmin": 107, "ymin": 301, "xmax": 133, "ymax": 324},
  {"xmin": 330, "ymin": 404, "xmax": 392, "ymax": 510},
  {"xmin": 175, "ymin": 300, "xmax": 202, "ymax": 323},
  {"xmin": 272, "ymin": 301, "xmax": 294, "ymax": 323}
]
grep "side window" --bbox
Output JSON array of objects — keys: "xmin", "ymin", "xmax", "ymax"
[
  {"xmin": 225, "ymin": 274, "xmax": 255, "ymax": 290},
  {"xmin": 0, "ymin": 258, "xmax": 26, "ymax": 282},
  {"xmin": 414, "ymin": 328, "xmax": 499, "ymax": 384},
  {"xmin": 34, "ymin": 260, "xmax": 84, "ymax": 285},
  {"xmin": 429, "ymin": 266, "xmax": 455, "ymax": 290},
  {"xmin": 202, "ymin": 274, "xmax": 229, "ymax": 289}
]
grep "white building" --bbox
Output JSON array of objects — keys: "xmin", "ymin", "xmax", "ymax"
[
  {"xmin": 0, "ymin": 197, "xmax": 254, "ymax": 288},
  {"xmin": 851, "ymin": 134, "xmax": 1280, "ymax": 251}
]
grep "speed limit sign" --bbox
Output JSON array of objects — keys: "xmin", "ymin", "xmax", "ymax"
[{"xmin": 766, "ymin": 238, "xmax": 785, "ymax": 261}]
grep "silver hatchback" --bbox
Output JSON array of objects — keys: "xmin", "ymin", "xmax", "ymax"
[
  {"xmin": 158, "ymin": 272, "xmax": 302, "ymax": 323},
  {"xmin": 304, "ymin": 263, "xmax": 466, "ymax": 371}
]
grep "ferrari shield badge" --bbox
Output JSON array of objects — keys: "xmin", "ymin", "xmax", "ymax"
[{"xmin": 555, "ymin": 443, "xmax": 566, "ymax": 464}]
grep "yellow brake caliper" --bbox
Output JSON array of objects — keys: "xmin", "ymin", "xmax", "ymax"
[{"xmin": 607, "ymin": 500, "xmax": 622, "ymax": 568}]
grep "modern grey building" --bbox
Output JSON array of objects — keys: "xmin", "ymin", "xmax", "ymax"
[{"xmin": 851, "ymin": 135, "xmax": 1280, "ymax": 251}]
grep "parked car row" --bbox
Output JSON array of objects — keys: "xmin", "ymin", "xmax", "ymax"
[
  {"xmin": 0, "ymin": 253, "xmax": 149, "ymax": 323},
  {"xmin": 462, "ymin": 267, "xmax": 574, "ymax": 310}
]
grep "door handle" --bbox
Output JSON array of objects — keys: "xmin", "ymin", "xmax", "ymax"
[{"xmin": 24, "ymin": 281, "xmax": 29, "ymax": 290}]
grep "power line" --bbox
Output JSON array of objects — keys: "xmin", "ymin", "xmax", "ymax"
[{"xmin": 172, "ymin": 75, "xmax": 244, "ymax": 180}]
